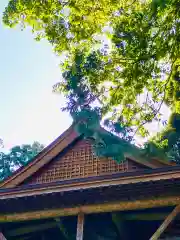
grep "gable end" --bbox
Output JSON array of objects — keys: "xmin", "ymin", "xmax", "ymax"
[{"xmin": 22, "ymin": 139, "xmax": 149, "ymax": 185}]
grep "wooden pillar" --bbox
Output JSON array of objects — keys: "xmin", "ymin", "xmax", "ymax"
[
  {"xmin": 150, "ymin": 204, "xmax": 180, "ymax": 240},
  {"xmin": 0, "ymin": 233, "xmax": 7, "ymax": 240},
  {"xmin": 76, "ymin": 213, "xmax": 84, "ymax": 240}
]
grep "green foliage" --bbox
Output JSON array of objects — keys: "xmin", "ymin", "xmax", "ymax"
[
  {"xmin": 73, "ymin": 108, "xmax": 143, "ymax": 163},
  {"xmin": 0, "ymin": 142, "xmax": 44, "ymax": 181},
  {"xmin": 3, "ymin": 0, "xmax": 180, "ymax": 162},
  {"xmin": 54, "ymin": 50, "xmax": 104, "ymax": 115},
  {"xmin": 145, "ymin": 113, "xmax": 180, "ymax": 163},
  {"xmin": 3, "ymin": 0, "xmax": 180, "ymax": 135}
]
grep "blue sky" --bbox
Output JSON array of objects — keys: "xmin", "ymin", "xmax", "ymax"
[{"xmin": 0, "ymin": 0, "xmax": 72, "ymax": 150}]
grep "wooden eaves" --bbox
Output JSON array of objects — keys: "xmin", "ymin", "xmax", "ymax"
[{"xmin": 1, "ymin": 166, "xmax": 180, "ymax": 222}]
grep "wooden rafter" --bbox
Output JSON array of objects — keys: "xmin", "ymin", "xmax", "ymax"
[{"xmin": 150, "ymin": 204, "xmax": 180, "ymax": 240}]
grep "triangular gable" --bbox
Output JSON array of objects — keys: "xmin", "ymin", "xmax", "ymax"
[
  {"xmin": 0, "ymin": 124, "xmax": 173, "ymax": 189},
  {"xmin": 22, "ymin": 138, "xmax": 150, "ymax": 186}
]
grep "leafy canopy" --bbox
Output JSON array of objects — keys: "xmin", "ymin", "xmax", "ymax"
[
  {"xmin": 0, "ymin": 142, "xmax": 44, "ymax": 180},
  {"xmin": 149, "ymin": 113, "xmax": 180, "ymax": 163},
  {"xmin": 3, "ymin": 0, "xmax": 180, "ymax": 162}
]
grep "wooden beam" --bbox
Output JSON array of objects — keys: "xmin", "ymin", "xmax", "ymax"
[
  {"xmin": 150, "ymin": 204, "xmax": 180, "ymax": 240},
  {"xmin": 0, "ymin": 196, "xmax": 180, "ymax": 223},
  {"xmin": 0, "ymin": 233, "xmax": 7, "ymax": 240},
  {"xmin": 76, "ymin": 213, "xmax": 84, "ymax": 240}
]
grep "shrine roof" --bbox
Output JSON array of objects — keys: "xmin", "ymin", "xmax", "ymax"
[{"xmin": 0, "ymin": 124, "xmax": 174, "ymax": 189}]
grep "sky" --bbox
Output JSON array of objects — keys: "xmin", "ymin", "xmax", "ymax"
[
  {"xmin": 0, "ymin": 0, "xmax": 72, "ymax": 151},
  {"xmin": 0, "ymin": 1, "xmax": 171, "ymax": 151}
]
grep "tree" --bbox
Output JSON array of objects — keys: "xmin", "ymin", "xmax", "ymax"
[
  {"xmin": 0, "ymin": 142, "xmax": 44, "ymax": 180},
  {"xmin": 3, "ymin": 0, "xmax": 180, "ymax": 162},
  {"xmin": 147, "ymin": 113, "xmax": 180, "ymax": 163}
]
